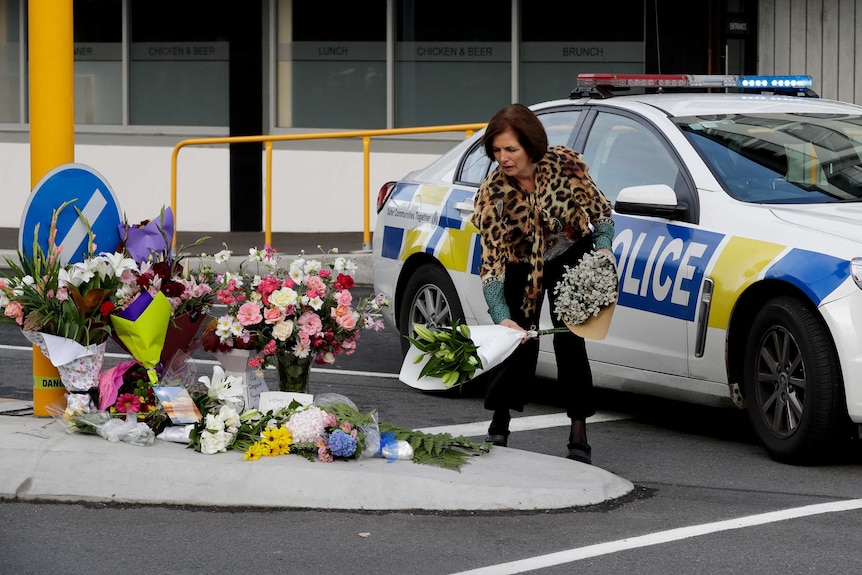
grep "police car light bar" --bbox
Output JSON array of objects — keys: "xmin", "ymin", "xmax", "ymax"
[{"xmin": 577, "ymin": 73, "xmax": 814, "ymax": 90}]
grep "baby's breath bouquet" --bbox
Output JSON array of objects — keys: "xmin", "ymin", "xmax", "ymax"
[{"xmin": 553, "ymin": 250, "xmax": 618, "ymax": 339}]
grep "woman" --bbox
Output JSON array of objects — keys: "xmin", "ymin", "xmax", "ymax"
[{"xmin": 470, "ymin": 103, "xmax": 614, "ymax": 464}]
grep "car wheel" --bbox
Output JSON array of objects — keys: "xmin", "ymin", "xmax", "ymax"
[
  {"xmin": 742, "ymin": 296, "xmax": 846, "ymax": 464},
  {"xmin": 398, "ymin": 264, "xmax": 465, "ymax": 356}
]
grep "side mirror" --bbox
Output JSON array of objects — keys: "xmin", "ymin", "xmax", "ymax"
[{"xmin": 614, "ymin": 184, "xmax": 688, "ymax": 219}]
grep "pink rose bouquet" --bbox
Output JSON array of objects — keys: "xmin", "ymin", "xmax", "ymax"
[{"xmin": 200, "ymin": 246, "xmax": 389, "ymax": 368}]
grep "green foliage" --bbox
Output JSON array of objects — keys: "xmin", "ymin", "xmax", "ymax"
[
  {"xmin": 1, "ymin": 200, "xmax": 125, "ymax": 346},
  {"xmin": 405, "ymin": 320, "xmax": 483, "ymax": 388},
  {"xmin": 378, "ymin": 421, "xmax": 491, "ymax": 472}
]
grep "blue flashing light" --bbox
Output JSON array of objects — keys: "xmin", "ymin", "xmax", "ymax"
[
  {"xmin": 738, "ymin": 75, "xmax": 813, "ymax": 88},
  {"xmin": 577, "ymin": 74, "xmax": 815, "ymax": 91}
]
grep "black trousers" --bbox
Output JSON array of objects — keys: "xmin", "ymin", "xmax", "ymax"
[{"xmin": 483, "ymin": 239, "xmax": 596, "ymax": 420}]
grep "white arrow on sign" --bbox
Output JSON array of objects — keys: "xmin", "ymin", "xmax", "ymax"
[{"xmin": 57, "ymin": 187, "xmax": 108, "ymax": 266}]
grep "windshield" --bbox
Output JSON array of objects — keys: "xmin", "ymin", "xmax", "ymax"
[{"xmin": 677, "ymin": 113, "xmax": 862, "ymax": 203}]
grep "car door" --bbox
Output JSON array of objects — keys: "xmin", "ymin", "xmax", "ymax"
[{"xmin": 576, "ymin": 110, "xmax": 708, "ymax": 377}]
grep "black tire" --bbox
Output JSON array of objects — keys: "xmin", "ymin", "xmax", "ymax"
[
  {"xmin": 397, "ymin": 264, "xmax": 465, "ymax": 356},
  {"xmin": 742, "ymin": 296, "xmax": 846, "ymax": 464}
]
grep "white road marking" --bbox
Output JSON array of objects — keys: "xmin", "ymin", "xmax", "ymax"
[
  {"xmin": 417, "ymin": 411, "xmax": 632, "ymax": 436},
  {"xmin": 57, "ymin": 188, "xmax": 107, "ymax": 265},
  {"xmin": 447, "ymin": 498, "xmax": 862, "ymax": 575},
  {"xmin": 2, "ymin": 344, "xmax": 400, "ymax": 379},
  {"xmin": 2, "ymin": 343, "xmax": 627, "ymax": 436}
]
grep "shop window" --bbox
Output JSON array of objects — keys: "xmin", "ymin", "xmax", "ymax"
[
  {"xmin": 130, "ymin": 1, "xmax": 229, "ymax": 126},
  {"xmin": 0, "ymin": 0, "xmax": 21, "ymax": 123},
  {"xmin": 278, "ymin": 0, "xmax": 387, "ymax": 129},
  {"xmin": 519, "ymin": 1, "xmax": 645, "ymax": 105},
  {"xmin": 396, "ymin": 0, "xmax": 510, "ymax": 127},
  {"xmin": 73, "ymin": 0, "xmax": 122, "ymax": 125}
]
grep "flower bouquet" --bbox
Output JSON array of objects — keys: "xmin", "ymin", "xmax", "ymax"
[
  {"xmin": 113, "ymin": 207, "xmax": 215, "ymax": 368},
  {"xmin": 44, "ymin": 401, "xmax": 156, "ymax": 446},
  {"xmin": 552, "ymin": 250, "xmax": 618, "ymax": 340},
  {"xmin": 200, "ymin": 245, "xmax": 388, "ymax": 394},
  {"xmin": 1, "ymin": 201, "xmax": 130, "ymax": 412},
  {"xmin": 185, "ymin": 377, "xmax": 488, "ymax": 470},
  {"xmin": 98, "ymin": 360, "xmax": 172, "ymax": 434},
  {"xmin": 400, "ymin": 321, "xmax": 565, "ymax": 391}
]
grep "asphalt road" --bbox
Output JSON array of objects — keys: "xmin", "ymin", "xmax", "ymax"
[{"xmin": 3, "ymin": 291, "xmax": 862, "ymax": 574}]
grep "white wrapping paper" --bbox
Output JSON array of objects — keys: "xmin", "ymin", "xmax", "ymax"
[
  {"xmin": 24, "ymin": 331, "xmax": 106, "ymax": 411},
  {"xmin": 399, "ymin": 324, "xmax": 526, "ymax": 391}
]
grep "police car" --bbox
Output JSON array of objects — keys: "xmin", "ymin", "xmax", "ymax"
[{"xmin": 372, "ymin": 73, "xmax": 862, "ymax": 464}]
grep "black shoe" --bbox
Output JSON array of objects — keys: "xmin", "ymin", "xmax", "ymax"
[
  {"xmin": 566, "ymin": 442, "xmax": 592, "ymax": 464},
  {"xmin": 485, "ymin": 434, "xmax": 508, "ymax": 447}
]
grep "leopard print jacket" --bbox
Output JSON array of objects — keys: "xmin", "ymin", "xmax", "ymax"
[{"xmin": 470, "ymin": 145, "xmax": 613, "ymax": 319}]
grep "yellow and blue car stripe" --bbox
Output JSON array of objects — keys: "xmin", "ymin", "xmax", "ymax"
[{"xmin": 382, "ymin": 189, "xmax": 850, "ymax": 328}]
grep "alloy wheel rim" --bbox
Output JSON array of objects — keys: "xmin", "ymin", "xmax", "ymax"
[
  {"xmin": 409, "ymin": 284, "xmax": 451, "ymax": 334},
  {"xmin": 755, "ymin": 326, "xmax": 806, "ymax": 438}
]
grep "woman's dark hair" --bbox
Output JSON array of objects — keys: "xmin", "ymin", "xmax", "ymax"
[{"xmin": 482, "ymin": 103, "xmax": 548, "ymax": 163}]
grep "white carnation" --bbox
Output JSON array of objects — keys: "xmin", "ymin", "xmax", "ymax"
[{"xmin": 285, "ymin": 405, "xmax": 329, "ymax": 443}]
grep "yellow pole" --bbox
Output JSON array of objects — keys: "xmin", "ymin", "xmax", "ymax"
[
  {"xmin": 28, "ymin": 0, "xmax": 75, "ymax": 416},
  {"xmin": 265, "ymin": 141, "xmax": 273, "ymax": 247},
  {"xmin": 29, "ymin": 1, "xmax": 74, "ymax": 184},
  {"xmin": 362, "ymin": 136, "xmax": 371, "ymax": 251}
]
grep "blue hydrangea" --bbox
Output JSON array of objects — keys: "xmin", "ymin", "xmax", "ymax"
[{"xmin": 328, "ymin": 429, "xmax": 357, "ymax": 458}]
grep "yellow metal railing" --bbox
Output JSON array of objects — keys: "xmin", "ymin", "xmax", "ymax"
[{"xmin": 170, "ymin": 123, "xmax": 487, "ymax": 251}]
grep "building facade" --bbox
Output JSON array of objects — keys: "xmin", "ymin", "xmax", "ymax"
[{"xmin": 3, "ymin": 0, "xmax": 851, "ymax": 235}]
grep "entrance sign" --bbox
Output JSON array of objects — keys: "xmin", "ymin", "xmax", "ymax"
[{"xmin": 20, "ymin": 163, "xmax": 123, "ymax": 265}]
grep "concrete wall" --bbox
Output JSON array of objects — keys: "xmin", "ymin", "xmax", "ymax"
[
  {"xmin": 0, "ymin": 135, "xmax": 457, "ymax": 234},
  {"xmin": 758, "ymin": 0, "xmax": 862, "ymax": 103}
]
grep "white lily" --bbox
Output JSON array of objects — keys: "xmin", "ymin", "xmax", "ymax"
[
  {"xmin": 61, "ymin": 263, "xmax": 94, "ymax": 287},
  {"xmin": 213, "ymin": 249, "xmax": 232, "ymax": 264},
  {"xmin": 199, "ymin": 365, "xmax": 246, "ymax": 409},
  {"xmin": 98, "ymin": 251, "xmax": 139, "ymax": 278}
]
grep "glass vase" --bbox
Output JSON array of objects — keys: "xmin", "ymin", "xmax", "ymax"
[{"xmin": 276, "ymin": 351, "xmax": 312, "ymax": 394}]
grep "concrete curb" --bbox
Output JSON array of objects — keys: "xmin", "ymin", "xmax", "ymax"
[{"xmin": 0, "ymin": 415, "xmax": 634, "ymax": 511}]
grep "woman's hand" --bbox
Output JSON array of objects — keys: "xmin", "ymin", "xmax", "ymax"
[{"xmin": 500, "ymin": 318, "xmax": 530, "ymax": 343}]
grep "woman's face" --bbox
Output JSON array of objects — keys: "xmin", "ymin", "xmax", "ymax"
[{"xmin": 492, "ymin": 129, "xmax": 532, "ymax": 180}]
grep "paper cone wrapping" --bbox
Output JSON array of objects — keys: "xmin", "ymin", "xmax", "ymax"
[
  {"xmin": 399, "ymin": 324, "xmax": 525, "ymax": 391},
  {"xmin": 160, "ymin": 308, "xmax": 205, "ymax": 365},
  {"xmin": 110, "ymin": 291, "xmax": 172, "ymax": 382},
  {"xmin": 98, "ymin": 360, "xmax": 139, "ymax": 411},
  {"xmin": 119, "ymin": 207, "xmax": 173, "ymax": 263},
  {"xmin": 56, "ymin": 344, "xmax": 106, "ymax": 411},
  {"xmin": 23, "ymin": 331, "xmax": 106, "ymax": 412},
  {"xmin": 564, "ymin": 301, "xmax": 616, "ymax": 340}
]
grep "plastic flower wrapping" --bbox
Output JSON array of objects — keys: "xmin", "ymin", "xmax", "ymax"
[
  {"xmin": 112, "ymin": 207, "xmax": 215, "ymax": 368},
  {"xmin": 199, "ymin": 245, "xmax": 389, "ymax": 370},
  {"xmin": 2, "ymin": 201, "xmax": 152, "ymax": 412},
  {"xmin": 1, "ymin": 201, "xmax": 132, "ymax": 348},
  {"xmin": 182, "ymin": 374, "xmax": 489, "ymax": 470},
  {"xmin": 1, "ymin": 204, "xmax": 216, "ymax": 414}
]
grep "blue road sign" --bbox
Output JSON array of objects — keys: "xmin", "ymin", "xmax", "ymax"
[{"xmin": 19, "ymin": 163, "xmax": 123, "ymax": 265}]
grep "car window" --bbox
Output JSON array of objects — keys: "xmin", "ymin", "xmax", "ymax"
[
  {"xmin": 458, "ymin": 141, "xmax": 492, "ymax": 186},
  {"xmin": 582, "ymin": 113, "xmax": 681, "ymax": 205},
  {"xmin": 456, "ymin": 109, "xmax": 582, "ymax": 186},
  {"xmin": 538, "ymin": 110, "xmax": 581, "ymax": 147},
  {"xmin": 678, "ymin": 114, "xmax": 862, "ymax": 203}
]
